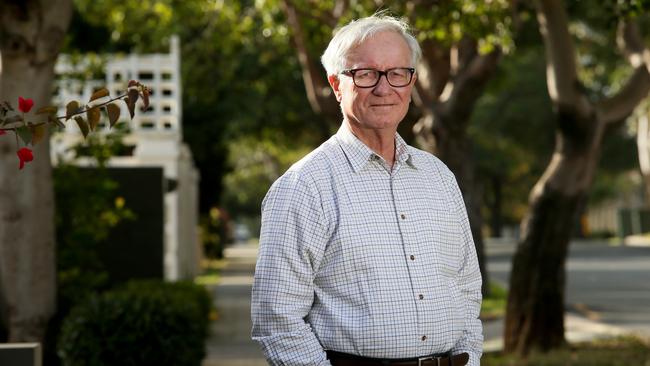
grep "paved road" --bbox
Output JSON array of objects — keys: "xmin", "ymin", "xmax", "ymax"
[{"xmin": 486, "ymin": 239, "xmax": 650, "ymax": 337}]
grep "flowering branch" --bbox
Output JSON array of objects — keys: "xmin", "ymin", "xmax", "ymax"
[{"xmin": 0, "ymin": 80, "xmax": 150, "ymax": 170}]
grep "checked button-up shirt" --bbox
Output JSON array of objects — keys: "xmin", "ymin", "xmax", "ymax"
[{"xmin": 251, "ymin": 124, "xmax": 483, "ymax": 366}]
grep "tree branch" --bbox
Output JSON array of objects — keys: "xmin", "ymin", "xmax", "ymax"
[
  {"xmin": 535, "ymin": 0, "xmax": 585, "ymax": 109},
  {"xmin": 442, "ymin": 49, "xmax": 501, "ymax": 123},
  {"xmin": 293, "ymin": 0, "xmax": 339, "ymax": 28},
  {"xmin": 281, "ymin": 0, "xmax": 335, "ymax": 115},
  {"xmin": 331, "ymin": 0, "xmax": 349, "ymax": 21},
  {"xmin": 414, "ymin": 38, "xmax": 450, "ymax": 105},
  {"xmin": 598, "ymin": 19, "xmax": 650, "ymax": 125}
]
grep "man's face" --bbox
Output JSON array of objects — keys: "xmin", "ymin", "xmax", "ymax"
[{"xmin": 329, "ymin": 31, "xmax": 415, "ymax": 132}]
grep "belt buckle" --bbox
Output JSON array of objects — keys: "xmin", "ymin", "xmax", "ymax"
[{"xmin": 417, "ymin": 356, "xmax": 441, "ymax": 366}]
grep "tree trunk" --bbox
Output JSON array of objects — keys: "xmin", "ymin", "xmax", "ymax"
[
  {"xmin": 636, "ymin": 111, "xmax": 650, "ymax": 203},
  {"xmin": 503, "ymin": 0, "xmax": 650, "ymax": 354},
  {"xmin": 503, "ymin": 119, "xmax": 603, "ymax": 353},
  {"xmin": 0, "ymin": 0, "xmax": 72, "ymax": 342}
]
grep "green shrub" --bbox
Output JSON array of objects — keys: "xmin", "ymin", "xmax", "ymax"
[
  {"xmin": 121, "ymin": 279, "xmax": 212, "ymax": 333},
  {"xmin": 57, "ymin": 280, "xmax": 211, "ymax": 366}
]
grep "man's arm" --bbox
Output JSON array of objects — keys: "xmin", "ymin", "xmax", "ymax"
[
  {"xmin": 251, "ymin": 172, "xmax": 332, "ymax": 366},
  {"xmin": 448, "ymin": 175, "xmax": 484, "ymax": 366}
]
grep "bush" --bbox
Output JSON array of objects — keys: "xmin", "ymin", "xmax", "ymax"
[{"xmin": 57, "ymin": 280, "xmax": 211, "ymax": 366}]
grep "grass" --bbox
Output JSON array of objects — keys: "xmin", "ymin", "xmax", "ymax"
[
  {"xmin": 193, "ymin": 258, "xmax": 226, "ymax": 286},
  {"xmin": 482, "ymin": 336, "xmax": 650, "ymax": 365},
  {"xmin": 481, "ymin": 282, "xmax": 508, "ymax": 320}
]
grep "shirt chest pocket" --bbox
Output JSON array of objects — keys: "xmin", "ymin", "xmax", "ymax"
[{"xmin": 422, "ymin": 206, "xmax": 463, "ymax": 279}]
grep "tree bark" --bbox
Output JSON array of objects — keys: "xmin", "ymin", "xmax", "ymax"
[
  {"xmin": 0, "ymin": 0, "xmax": 72, "ymax": 342},
  {"xmin": 504, "ymin": 0, "xmax": 650, "ymax": 354},
  {"xmin": 504, "ymin": 117, "xmax": 604, "ymax": 353},
  {"xmin": 637, "ymin": 111, "xmax": 650, "ymax": 203}
]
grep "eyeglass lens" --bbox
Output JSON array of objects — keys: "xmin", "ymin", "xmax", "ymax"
[{"xmin": 353, "ymin": 68, "xmax": 412, "ymax": 87}]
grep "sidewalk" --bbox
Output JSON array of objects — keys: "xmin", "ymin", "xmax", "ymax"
[
  {"xmin": 202, "ymin": 242, "xmax": 638, "ymax": 365},
  {"xmin": 202, "ymin": 242, "xmax": 266, "ymax": 366}
]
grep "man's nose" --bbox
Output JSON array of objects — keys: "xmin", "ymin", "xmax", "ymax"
[{"xmin": 372, "ymin": 74, "xmax": 393, "ymax": 96}]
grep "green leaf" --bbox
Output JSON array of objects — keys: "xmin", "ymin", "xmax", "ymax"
[
  {"xmin": 16, "ymin": 126, "xmax": 32, "ymax": 145},
  {"xmin": 90, "ymin": 88, "xmax": 109, "ymax": 102},
  {"xmin": 106, "ymin": 103, "xmax": 121, "ymax": 128},
  {"xmin": 36, "ymin": 106, "xmax": 58, "ymax": 115},
  {"xmin": 87, "ymin": 107, "xmax": 100, "ymax": 131},
  {"xmin": 74, "ymin": 116, "xmax": 89, "ymax": 139},
  {"xmin": 66, "ymin": 101, "xmax": 80, "ymax": 121},
  {"xmin": 29, "ymin": 123, "xmax": 47, "ymax": 145}
]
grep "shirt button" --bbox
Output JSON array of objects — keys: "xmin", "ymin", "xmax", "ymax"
[
  {"xmin": 409, "ymin": 255, "xmax": 415, "ymax": 261},
  {"xmin": 421, "ymin": 335, "xmax": 427, "ymax": 341},
  {"xmin": 400, "ymin": 214, "xmax": 406, "ymax": 220},
  {"xmin": 418, "ymin": 294, "xmax": 424, "ymax": 300}
]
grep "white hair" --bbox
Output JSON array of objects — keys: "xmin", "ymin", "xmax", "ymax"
[{"xmin": 320, "ymin": 14, "xmax": 422, "ymax": 76}]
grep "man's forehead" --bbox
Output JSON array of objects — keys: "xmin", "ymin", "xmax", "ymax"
[{"xmin": 344, "ymin": 31, "xmax": 411, "ymax": 66}]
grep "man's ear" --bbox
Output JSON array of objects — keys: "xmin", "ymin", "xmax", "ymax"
[{"xmin": 328, "ymin": 74, "xmax": 342, "ymax": 102}]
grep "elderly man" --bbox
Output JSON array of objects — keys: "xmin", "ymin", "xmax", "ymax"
[{"xmin": 251, "ymin": 14, "xmax": 482, "ymax": 366}]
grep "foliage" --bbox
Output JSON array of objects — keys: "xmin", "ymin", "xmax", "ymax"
[
  {"xmin": 63, "ymin": 0, "xmax": 650, "ymax": 236},
  {"xmin": 221, "ymin": 135, "xmax": 312, "ymax": 219},
  {"xmin": 471, "ymin": 42, "xmax": 555, "ymax": 227},
  {"xmin": 483, "ymin": 336, "xmax": 650, "ymax": 365},
  {"xmin": 120, "ymin": 279, "xmax": 212, "ymax": 328},
  {"xmin": 54, "ymin": 128, "xmax": 135, "ymax": 312},
  {"xmin": 69, "ymin": 0, "xmax": 324, "ymax": 212},
  {"xmin": 57, "ymin": 279, "xmax": 211, "ymax": 366},
  {"xmin": 480, "ymin": 282, "xmax": 508, "ymax": 320},
  {"xmin": 201, "ymin": 207, "xmax": 232, "ymax": 259}
]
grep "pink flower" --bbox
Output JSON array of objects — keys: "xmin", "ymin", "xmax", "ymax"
[
  {"xmin": 17, "ymin": 147, "xmax": 33, "ymax": 170},
  {"xmin": 18, "ymin": 97, "xmax": 34, "ymax": 113}
]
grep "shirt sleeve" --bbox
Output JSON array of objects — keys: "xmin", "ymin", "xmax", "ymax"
[
  {"xmin": 251, "ymin": 172, "xmax": 332, "ymax": 366},
  {"xmin": 447, "ymin": 173, "xmax": 484, "ymax": 366}
]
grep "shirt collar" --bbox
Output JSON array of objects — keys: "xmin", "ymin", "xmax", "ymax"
[{"xmin": 335, "ymin": 124, "xmax": 415, "ymax": 173}]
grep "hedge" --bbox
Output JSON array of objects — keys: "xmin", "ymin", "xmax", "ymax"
[{"xmin": 58, "ymin": 280, "xmax": 211, "ymax": 366}]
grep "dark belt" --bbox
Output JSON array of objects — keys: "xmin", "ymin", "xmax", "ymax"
[{"xmin": 326, "ymin": 350, "xmax": 469, "ymax": 366}]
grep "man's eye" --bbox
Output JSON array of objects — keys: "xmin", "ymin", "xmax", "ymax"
[{"xmin": 356, "ymin": 70, "xmax": 377, "ymax": 79}]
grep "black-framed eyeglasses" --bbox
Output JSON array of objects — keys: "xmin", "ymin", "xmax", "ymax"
[{"xmin": 340, "ymin": 67, "xmax": 415, "ymax": 88}]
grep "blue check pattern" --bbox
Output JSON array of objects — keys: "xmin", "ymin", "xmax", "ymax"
[{"xmin": 251, "ymin": 125, "xmax": 483, "ymax": 365}]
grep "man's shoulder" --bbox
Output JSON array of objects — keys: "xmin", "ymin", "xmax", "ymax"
[
  {"xmin": 289, "ymin": 139, "xmax": 338, "ymax": 174},
  {"xmin": 272, "ymin": 138, "xmax": 340, "ymax": 191},
  {"xmin": 407, "ymin": 145, "xmax": 454, "ymax": 179}
]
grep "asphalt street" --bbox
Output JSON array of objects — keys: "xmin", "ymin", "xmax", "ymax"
[{"xmin": 486, "ymin": 239, "xmax": 650, "ymax": 337}]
